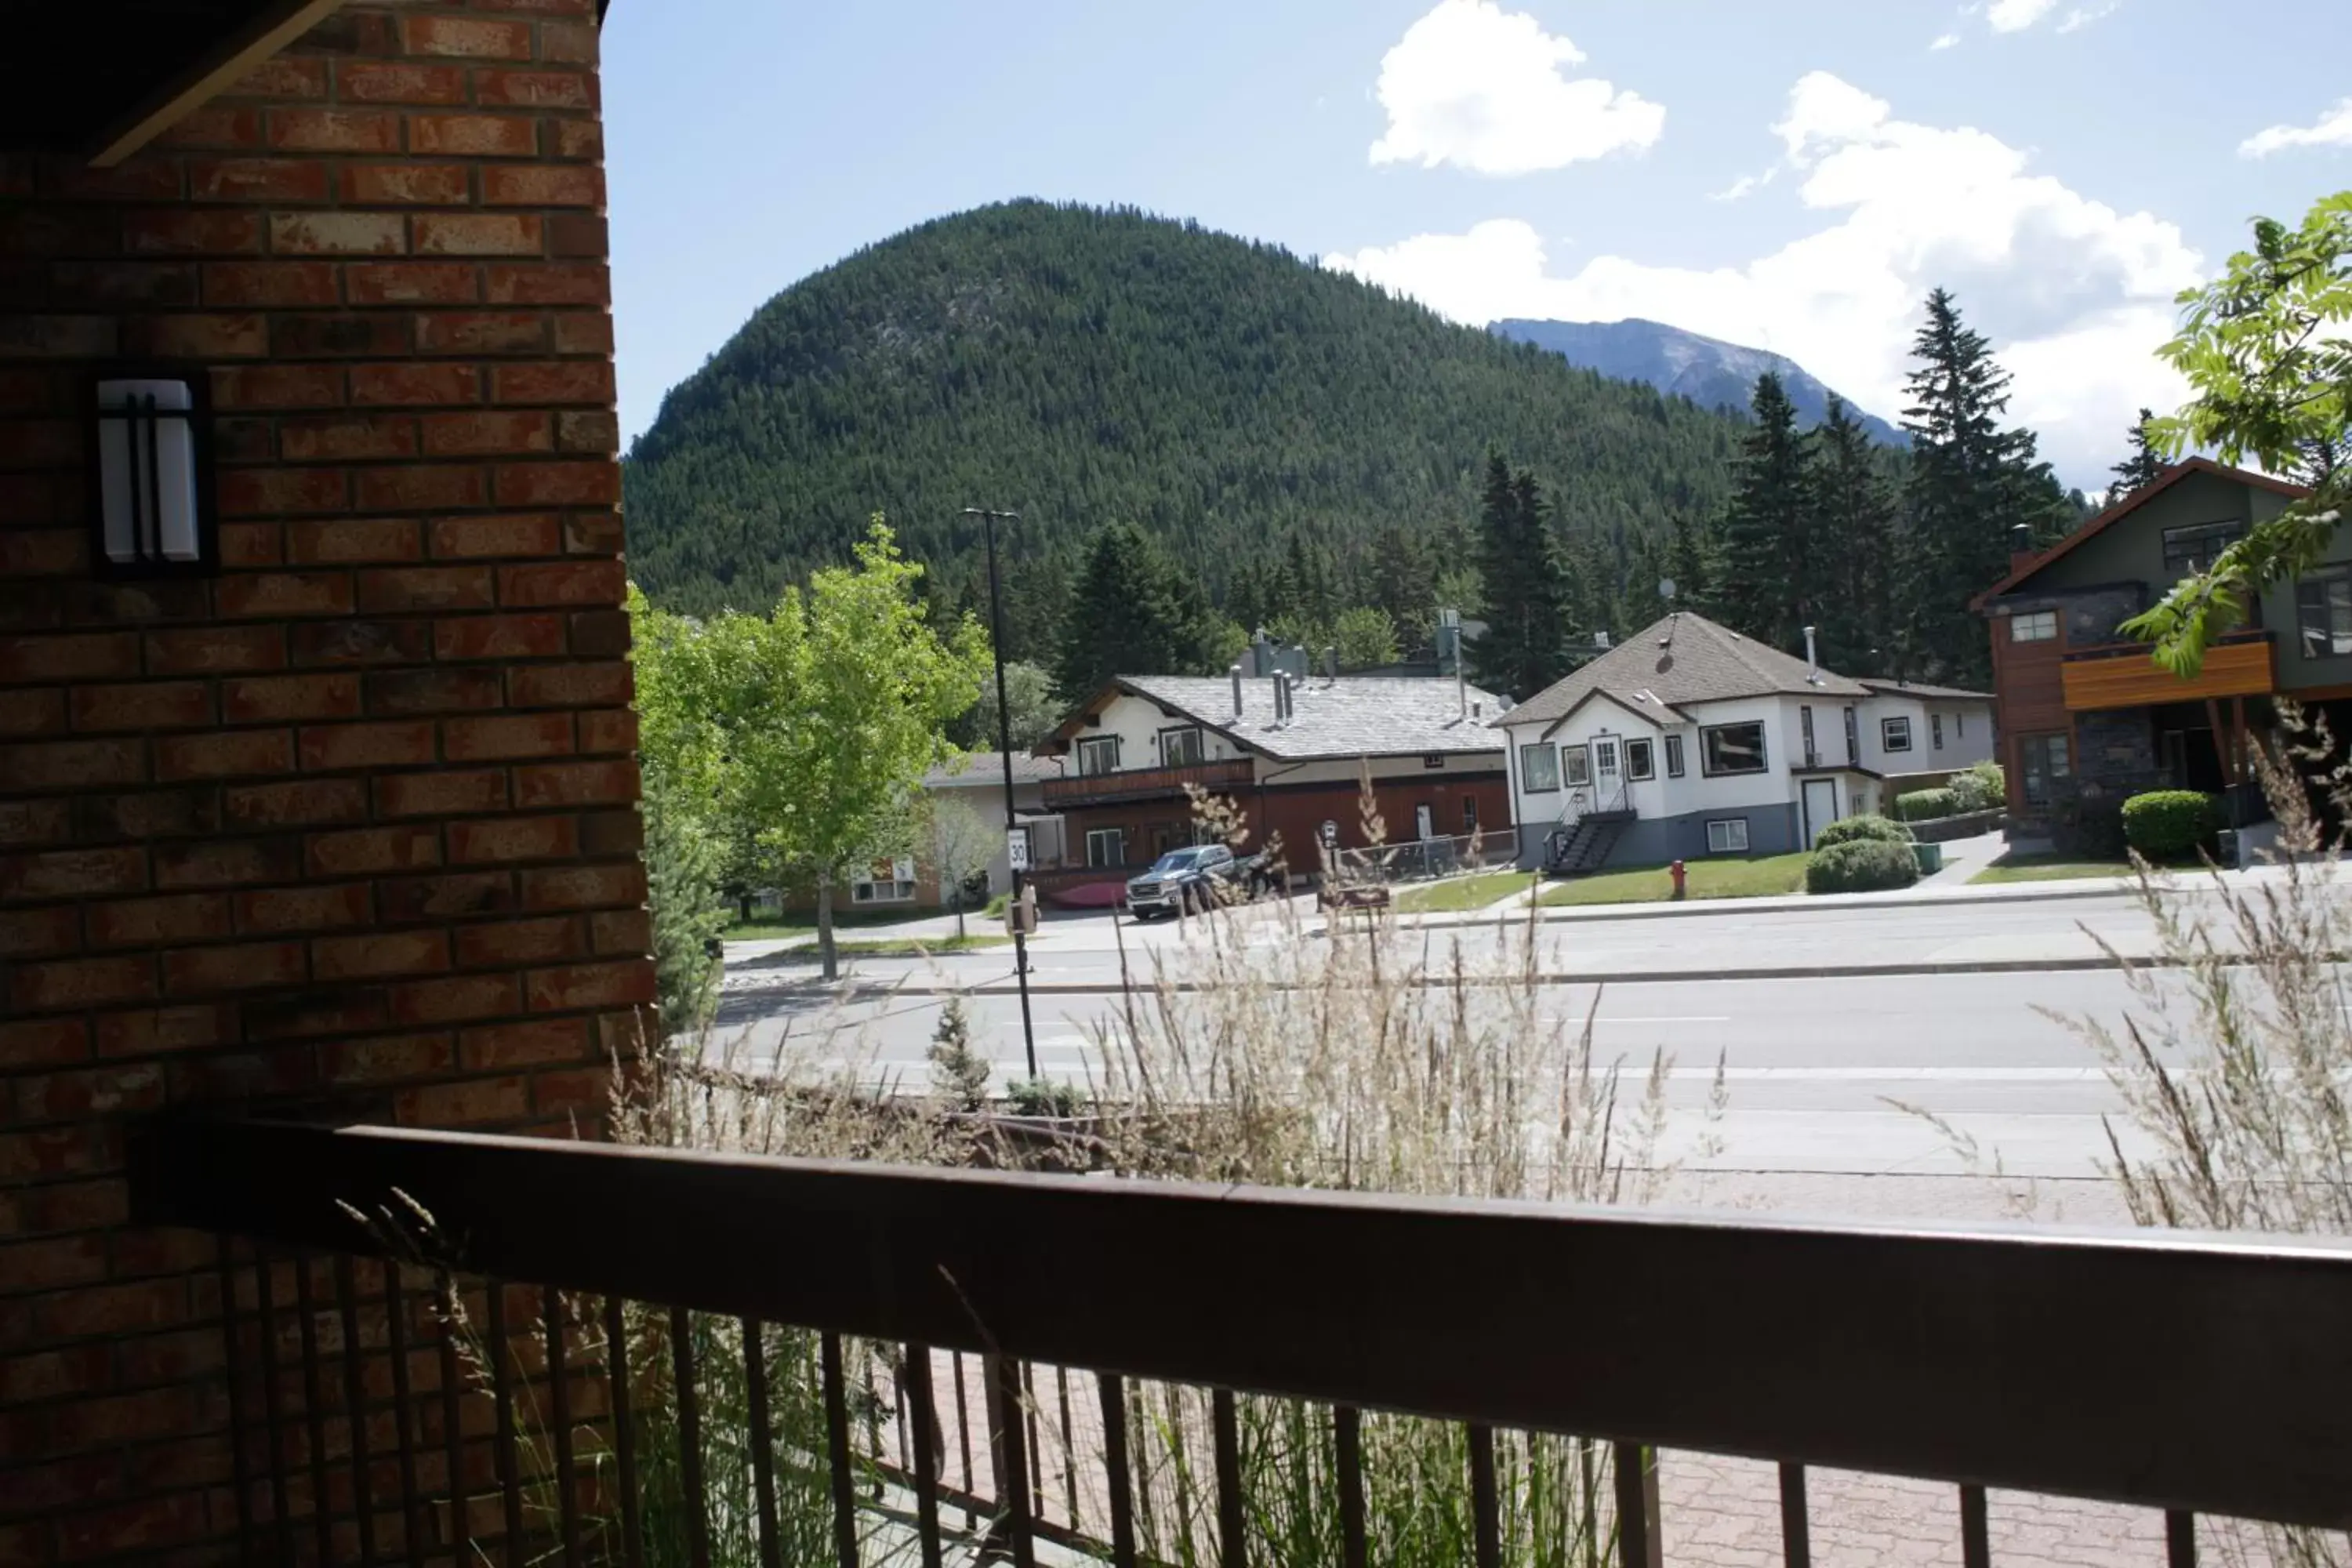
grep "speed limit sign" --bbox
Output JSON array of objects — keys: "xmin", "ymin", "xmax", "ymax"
[{"xmin": 1007, "ymin": 828, "xmax": 1031, "ymax": 871}]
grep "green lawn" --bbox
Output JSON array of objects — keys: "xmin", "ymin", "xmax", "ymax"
[
  {"xmin": 1968, "ymin": 855, "xmax": 2130, "ymax": 885},
  {"xmin": 1395, "ymin": 869, "xmax": 1538, "ymax": 914},
  {"xmin": 1539, "ymin": 852, "xmax": 1812, "ymax": 907}
]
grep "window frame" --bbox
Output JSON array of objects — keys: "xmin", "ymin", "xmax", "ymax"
[
  {"xmin": 1562, "ymin": 745, "xmax": 1592, "ymax": 787},
  {"xmin": 1624, "ymin": 737, "xmax": 1655, "ymax": 782},
  {"xmin": 2296, "ymin": 567, "xmax": 2352, "ymax": 659},
  {"xmin": 2009, "ymin": 610, "xmax": 2058, "ymax": 643},
  {"xmin": 1881, "ymin": 715, "xmax": 1913, "ymax": 754},
  {"xmin": 1931, "ymin": 713, "xmax": 1944, "ymax": 750},
  {"xmin": 1076, "ymin": 734, "xmax": 1121, "ymax": 777},
  {"xmin": 2162, "ymin": 519, "xmax": 2245, "ymax": 579},
  {"xmin": 1158, "ymin": 725, "xmax": 1206, "ymax": 767},
  {"xmin": 851, "ymin": 857, "xmax": 917, "ymax": 905},
  {"xmin": 2018, "ymin": 732, "xmax": 2071, "ymax": 808},
  {"xmin": 1463, "ymin": 796, "xmax": 1479, "ymax": 832},
  {"xmin": 1085, "ymin": 827, "xmax": 1127, "ymax": 868},
  {"xmin": 1699, "ymin": 720, "xmax": 1769, "ymax": 778},
  {"xmin": 1705, "ymin": 818, "xmax": 1751, "ymax": 855},
  {"xmin": 1518, "ymin": 742, "xmax": 1560, "ymax": 793},
  {"xmin": 1842, "ymin": 705, "xmax": 1860, "ymax": 764},
  {"xmin": 1800, "ymin": 705, "xmax": 1817, "ymax": 767},
  {"xmin": 1664, "ymin": 733, "xmax": 1686, "ymax": 779}
]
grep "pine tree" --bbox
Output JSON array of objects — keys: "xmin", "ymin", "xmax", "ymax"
[
  {"xmin": 1054, "ymin": 521, "xmax": 1211, "ymax": 699},
  {"xmin": 1896, "ymin": 288, "xmax": 2042, "ymax": 685},
  {"xmin": 1467, "ymin": 451, "xmax": 1573, "ymax": 699},
  {"xmin": 1808, "ymin": 398, "xmax": 1897, "ymax": 675},
  {"xmin": 2107, "ymin": 407, "xmax": 2167, "ymax": 504},
  {"xmin": 1715, "ymin": 372, "xmax": 1817, "ymax": 653},
  {"xmin": 1368, "ymin": 524, "xmax": 1436, "ymax": 645},
  {"xmin": 1664, "ymin": 511, "xmax": 1719, "ymax": 618}
]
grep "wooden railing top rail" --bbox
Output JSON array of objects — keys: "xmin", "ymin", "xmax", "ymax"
[{"xmin": 131, "ymin": 1116, "xmax": 2352, "ymax": 1530}]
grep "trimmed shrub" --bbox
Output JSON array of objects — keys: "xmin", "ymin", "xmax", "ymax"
[
  {"xmin": 1806, "ymin": 837, "xmax": 1922, "ymax": 895},
  {"xmin": 1949, "ymin": 761, "xmax": 2005, "ymax": 813},
  {"xmin": 1813, "ymin": 815, "xmax": 1913, "ymax": 850},
  {"xmin": 2122, "ymin": 789, "xmax": 2220, "ymax": 861},
  {"xmin": 1893, "ymin": 787, "xmax": 1961, "ymax": 822}
]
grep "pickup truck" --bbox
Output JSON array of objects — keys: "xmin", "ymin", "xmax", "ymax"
[{"xmin": 1123, "ymin": 845, "xmax": 1280, "ymax": 919}]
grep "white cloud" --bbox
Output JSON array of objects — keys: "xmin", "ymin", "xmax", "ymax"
[
  {"xmin": 1929, "ymin": 31, "xmax": 1962, "ymax": 49},
  {"xmin": 1986, "ymin": 0, "xmax": 2060, "ymax": 30},
  {"xmin": 1368, "ymin": 0, "xmax": 1664, "ymax": 176},
  {"xmin": 1323, "ymin": 71, "xmax": 2202, "ymax": 482},
  {"xmin": 2057, "ymin": 2, "xmax": 2119, "ymax": 31},
  {"xmin": 1708, "ymin": 172, "xmax": 1762, "ymax": 202},
  {"xmin": 2240, "ymin": 97, "xmax": 2352, "ymax": 158}
]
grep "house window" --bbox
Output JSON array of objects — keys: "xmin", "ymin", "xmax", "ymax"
[
  {"xmin": 1519, "ymin": 742, "xmax": 1560, "ymax": 793},
  {"xmin": 1076, "ymin": 735, "xmax": 1120, "ymax": 776},
  {"xmin": 1563, "ymin": 745, "xmax": 1592, "ymax": 786},
  {"xmin": 1932, "ymin": 713, "xmax": 1945, "ymax": 750},
  {"xmin": 1800, "ymin": 706, "xmax": 1817, "ymax": 768},
  {"xmin": 1705, "ymin": 818, "xmax": 1750, "ymax": 855},
  {"xmin": 1463, "ymin": 797, "xmax": 1479, "ymax": 832},
  {"xmin": 1085, "ymin": 827, "xmax": 1127, "ymax": 868},
  {"xmin": 2163, "ymin": 520, "xmax": 2244, "ymax": 579},
  {"xmin": 2018, "ymin": 733, "xmax": 2070, "ymax": 807},
  {"xmin": 2296, "ymin": 568, "xmax": 2352, "ymax": 658},
  {"xmin": 1160, "ymin": 726, "xmax": 1204, "ymax": 766},
  {"xmin": 1956, "ymin": 713, "xmax": 1965, "ymax": 739},
  {"xmin": 1664, "ymin": 734, "xmax": 1686, "ymax": 778},
  {"xmin": 1625, "ymin": 738, "xmax": 1655, "ymax": 781},
  {"xmin": 1882, "ymin": 716, "xmax": 1913, "ymax": 753},
  {"xmin": 1700, "ymin": 721, "xmax": 1768, "ymax": 776},
  {"xmin": 851, "ymin": 858, "xmax": 916, "ymax": 904},
  {"xmin": 1849, "ymin": 792, "xmax": 1867, "ymax": 815},
  {"xmin": 2009, "ymin": 610, "xmax": 2058, "ymax": 643},
  {"xmin": 1842, "ymin": 706, "xmax": 1860, "ymax": 764}
]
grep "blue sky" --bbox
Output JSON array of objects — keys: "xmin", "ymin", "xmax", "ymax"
[{"xmin": 603, "ymin": 0, "xmax": 2352, "ymax": 487}]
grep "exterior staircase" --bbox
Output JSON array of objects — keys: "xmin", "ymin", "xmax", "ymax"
[{"xmin": 1542, "ymin": 785, "xmax": 1636, "ymax": 877}]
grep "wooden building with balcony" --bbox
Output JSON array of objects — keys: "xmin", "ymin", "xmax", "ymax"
[{"xmin": 1974, "ymin": 459, "xmax": 2336, "ymax": 829}]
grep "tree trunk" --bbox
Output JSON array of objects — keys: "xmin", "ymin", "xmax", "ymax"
[
  {"xmin": 953, "ymin": 886, "xmax": 966, "ymax": 942},
  {"xmin": 817, "ymin": 871, "xmax": 837, "ymax": 982}
]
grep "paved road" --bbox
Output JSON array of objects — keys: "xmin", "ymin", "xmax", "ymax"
[{"xmin": 706, "ymin": 880, "xmax": 2307, "ymax": 1183}]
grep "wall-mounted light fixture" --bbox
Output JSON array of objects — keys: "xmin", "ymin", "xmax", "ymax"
[{"xmin": 91, "ymin": 368, "xmax": 215, "ymax": 578}]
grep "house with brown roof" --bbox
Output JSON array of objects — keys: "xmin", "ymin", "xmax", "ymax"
[
  {"xmin": 1031, "ymin": 657, "xmax": 1508, "ymax": 905},
  {"xmin": 1973, "ymin": 459, "xmax": 2326, "ymax": 831},
  {"xmin": 1495, "ymin": 613, "xmax": 1994, "ymax": 872}
]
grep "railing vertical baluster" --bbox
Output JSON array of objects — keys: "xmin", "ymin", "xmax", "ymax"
[
  {"xmin": 821, "ymin": 1331, "xmax": 862, "ymax": 1568},
  {"xmin": 437, "ymin": 1273, "xmax": 471, "ymax": 1562},
  {"xmin": 1960, "ymin": 1484, "xmax": 1991, "ymax": 1568},
  {"xmin": 337, "ymin": 1255, "xmax": 379, "ymax": 1566},
  {"xmin": 952, "ymin": 1350, "xmax": 975, "ymax": 1529},
  {"xmin": 1096, "ymin": 1371, "xmax": 1137, "ymax": 1568},
  {"xmin": 1581, "ymin": 1439, "xmax": 1600, "ymax": 1568},
  {"xmin": 1468, "ymin": 1424, "xmax": 1501, "ymax": 1568},
  {"xmin": 1056, "ymin": 1366, "xmax": 1077, "ymax": 1526},
  {"xmin": 2166, "ymin": 1511, "xmax": 2198, "ymax": 1568},
  {"xmin": 295, "ymin": 1254, "xmax": 335, "ymax": 1568},
  {"xmin": 256, "ymin": 1248, "xmax": 296, "ymax": 1566},
  {"xmin": 667, "ymin": 1305, "xmax": 708, "ymax": 1568},
  {"xmin": 382, "ymin": 1264, "xmax": 424, "ymax": 1568},
  {"xmin": 1613, "ymin": 1442, "xmax": 1661, "ymax": 1568},
  {"xmin": 486, "ymin": 1283, "xmax": 525, "ymax": 1560},
  {"xmin": 1022, "ymin": 1360, "xmax": 1044, "ymax": 1519},
  {"xmin": 1777, "ymin": 1463, "xmax": 1810, "ymax": 1568},
  {"xmin": 902, "ymin": 1345, "xmax": 946, "ymax": 1568},
  {"xmin": 214, "ymin": 1237, "xmax": 256, "ymax": 1563},
  {"xmin": 604, "ymin": 1296, "xmax": 644, "ymax": 1568},
  {"xmin": 741, "ymin": 1320, "xmax": 782, "ymax": 1568},
  {"xmin": 1211, "ymin": 1388, "xmax": 1244, "ymax": 1568},
  {"xmin": 1334, "ymin": 1406, "xmax": 1367, "ymax": 1568},
  {"xmin": 544, "ymin": 1287, "xmax": 580, "ymax": 1567},
  {"xmin": 988, "ymin": 1353, "xmax": 1036, "ymax": 1568}
]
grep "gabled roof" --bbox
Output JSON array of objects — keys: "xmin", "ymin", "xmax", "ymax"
[
  {"xmin": 1043, "ymin": 675, "xmax": 1504, "ymax": 762},
  {"xmin": 1972, "ymin": 458, "xmax": 2308, "ymax": 607},
  {"xmin": 1857, "ymin": 678, "xmax": 1994, "ymax": 702},
  {"xmin": 924, "ymin": 751, "xmax": 1065, "ymax": 790},
  {"xmin": 1498, "ymin": 612, "xmax": 1868, "ymax": 728}
]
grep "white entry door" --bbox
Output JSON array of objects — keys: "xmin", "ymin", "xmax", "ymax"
[
  {"xmin": 1593, "ymin": 738, "xmax": 1621, "ymax": 804},
  {"xmin": 1414, "ymin": 803, "xmax": 1436, "ymax": 840},
  {"xmin": 1801, "ymin": 778, "xmax": 1839, "ymax": 847}
]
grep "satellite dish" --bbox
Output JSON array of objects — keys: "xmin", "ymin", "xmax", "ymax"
[{"xmin": 1658, "ymin": 578, "xmax": 1677, "ymax": 601}]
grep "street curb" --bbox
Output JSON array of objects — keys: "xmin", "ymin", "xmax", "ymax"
[{"xmin": 1402, "ymin": 877, "xmax": 2150, "ymax": 931}]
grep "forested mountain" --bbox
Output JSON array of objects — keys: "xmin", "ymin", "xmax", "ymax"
[
  {"xmin": 621, "ymin": 201, "xmax": 1745, "ymax": 659},
  {"xmin": 1493, "ymin": 318, "xmax": 1906, "ymax": 447}
]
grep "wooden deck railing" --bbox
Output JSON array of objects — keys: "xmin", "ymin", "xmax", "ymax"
[
  {"xmin": 129, "ymin": 1116, "xmax": 2352, "ymax": 1568},
  {"xmin": 1042, "ymin": 757, "xmax": 1254, "ymax": 808}
]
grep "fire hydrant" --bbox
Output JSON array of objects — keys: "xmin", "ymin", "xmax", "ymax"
[{"xmin": 1669, "ymin": 859, "xmax": 1687, "ymax": 901}]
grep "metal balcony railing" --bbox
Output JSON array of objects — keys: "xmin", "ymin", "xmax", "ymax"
[
  {"xmin": 129, "ymin": 1117, "xmax": 2352, "ymax": 1568},
  {"xmin": 1041, "ymin": 757, "xmax": 1254, "ymax": 808}
]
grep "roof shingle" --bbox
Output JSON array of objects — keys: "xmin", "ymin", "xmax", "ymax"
[
  {"xmin": 1112, "ymin": 675, "xmax": 1504, "ymax": 760},
  {"xmin": 1498, "ymin": 612, "xmax": 1869, "ymax": 728}
]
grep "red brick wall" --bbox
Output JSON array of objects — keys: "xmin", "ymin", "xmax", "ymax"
[{"xmin": 0, "ymin": 3, "xmax": 645, "ymax": 1562}]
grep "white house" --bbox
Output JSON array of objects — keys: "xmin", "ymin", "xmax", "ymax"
[{"xmin": 1494, "ymin": 612, "xmax": 1996, "ymax": 869}]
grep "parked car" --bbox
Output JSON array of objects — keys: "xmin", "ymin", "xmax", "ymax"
[{"xmin": 1125, "ymin": 844, "xmax": 1283, "ymax": 919}]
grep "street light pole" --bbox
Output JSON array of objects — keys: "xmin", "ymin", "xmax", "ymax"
[{"xmin": 962, "ymin": 506, "xmax": 1040, "ymax": 1080}]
